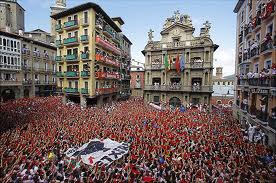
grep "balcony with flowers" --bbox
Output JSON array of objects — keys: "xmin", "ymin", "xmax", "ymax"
[
  {"xmin": 95, "ymin": 71, "xmax": 120, "ymax": 80},
  {"xmin": 95, "ymin": 53, "xmax": 120, "ymax": 68},
  {"xmin": 95, "ymin": 36, "xmax": 121, "ymax": 55}
]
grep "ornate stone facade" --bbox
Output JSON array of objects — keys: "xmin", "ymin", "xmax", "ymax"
[{"xmin": 142, "ymin": 11, "xmax": 218, "ymax": 107}]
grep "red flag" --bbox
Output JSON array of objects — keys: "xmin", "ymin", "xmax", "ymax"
[{"xmin": 175, "ymin": 54, "xmax": 180, "ymax": 74}]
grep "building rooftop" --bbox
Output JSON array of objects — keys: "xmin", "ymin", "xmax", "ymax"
[
  {"xmin": 51, "ymin": 2, "xmax": 122, "ymax": 32},
  {"xmin": 0, "ymin": 31, "xmax": 56, "ymax": 50},
  {"xmin": 233, "ymin": 0, "xmax": 245, "ymax": 13},
  {"xmin": 0, "ymin": 0, "xmax": 25, "ymax": 11}
]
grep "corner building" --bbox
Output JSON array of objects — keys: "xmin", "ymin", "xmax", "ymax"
[
  {"xmin": 51, "ymin": 2, "xmax": 132, "ymax": 106},
  {"xmin": 142, "ymin": 11, "xmax": 218, "ymax": 107},
  {"xmin": 234, "ymin": 0, "xmax": 276, "ymax": 148}
]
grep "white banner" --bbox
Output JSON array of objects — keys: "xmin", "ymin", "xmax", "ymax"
[{"xmin": 65, "ymin": 138, "xmax": 129, "ymax": 166}]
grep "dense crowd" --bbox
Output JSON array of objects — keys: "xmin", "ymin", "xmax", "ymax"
[{"xmin": 0, "ymin": 97, "xmax": 276, "ymax": 182}]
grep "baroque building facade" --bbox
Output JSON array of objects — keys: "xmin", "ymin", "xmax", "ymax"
[{"xmin": 142, "ymin": 11, "xmax": 218, "ymax": 107}]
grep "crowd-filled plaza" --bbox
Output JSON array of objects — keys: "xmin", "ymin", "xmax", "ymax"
[{"xmin": 0, "ymin": 97, "xmax": 275, "ymax": 182}]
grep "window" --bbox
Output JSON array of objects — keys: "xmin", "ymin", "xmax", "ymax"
[
  {"xmin": 68, "ymin": 16, "xmax": 72, "ymax": 21},
  {"xmin": 69, "ymin": 81, "xmax": 72, "ymax": 88},
  {"xmin": 74, "ymin": 31, "xmax": 78, "ymax": 37},
  {"xmin": 223, "ymin": 82, "xmax": 225, "ymax": 85},
  {"xmin": 73, "ymin": 15, "xmax": 78, "ymax": 21},
  {"xmin": 228, "ymin": 82, "xmax": 231, "ymax": 85},
  {"xmin": 58, "ymin": 19, "xmax": 61, "ymax": 25},
  {"xmin": 267, "ymin": 23, "xmax": 273, "ymax": 34},
  {"xmin": 241, "ymin": 11, "xmax": 244, "ymax": 23},
  {"xmin": 265, "ymin": 60, "xmax": 272, "ymax": 69},
  {"xmin": 255, "ymin": 64, "xmax": 259, "ymax": 73},
  {"xmin": 35, "ymin": 74, "xmax": 38, "ymax": 80},
  {"xmin": 68, "ymin": 32, "xmax": 72, "ymax": 38},
  {"xmin": 217, "ymin": 82, "xmax": 220, "ymax": 85},
  {"xmin": 75, "ymin": 81, "xmax": 78, "ymax": 89},
  {"xmin": 136, "ymin": 75, "xmax": 140, "ymax": 79},
  {"xmin": 153, "ymin": 96, "xmax": 160, "ymax": 103},
  {"xmin": 84, "ymin": 28, "xmax": 88, "ymax": 35},
  {"xmin": 85, "ymin": 81, "xmax": 88, "ymax": 89},
  {"xmin": 256, "ymin": 33, "xmax": 260, "ymax": 41},
  {"xmin": 84, "ymin": 11, "xmax": 88, "ymax": 24},
  {"xmin": 60, "ymin": 80, "xmax": 63, "ymax": 87}
]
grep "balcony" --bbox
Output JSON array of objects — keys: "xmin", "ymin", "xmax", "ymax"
[
  {"xmin": 260, "ymin": 40, "xmax": 273, "ymax": 54},
  {"xmin": 65, "ymin": 54, "xmax": 78, "ymax": 62},
  {"xmin": 95, "ymin": 72, "xmax": 120, "ymax": 80},
  {"xmin": 143, "ymin": 85, "xmax": 213, "ymax": 92},
  {"xmin": 95, "ymin": 36, "xmax": 121, "ymax": 55},
  {"xmin": 81, "ymin": 53, "xmax": 89, "ymax": 60},
  {"xmin": 95, "ymin": 87, "xmax": 119, "ymax": 95},
  {"xmin": 250, "ymin": 47, "xmax": 260, "ymax": 58},
  {"xmin": 22, "ymin": 80, "xmax": 32, "ymax": 85},
  {"xmin": 56, "ymin": 40, "xmax": 63, "ymax": 48},
  {"xmin": 56, "ymin": 72, "xmax": 64, "ymax": 77},
  {"xmin": 145, "ymin": 64, "xmax": 163, "ymax": 70},
  {"xmin": 64, "ymin": 87, "xmax": 79, "ymax": 93},
  {"xmin": 80, "ymin": 35, "xmax": 89, "ymax": 43},
  {"xmin": 64, "ymin": 20, "xmax": 78, "ymax": 30},
  {"xmin": 0, "ymin": 80, "xmax": 22, "ymax": 86},
  {"xmin": 22, "ymin": 48, "xmax": 30, "ymax": 55},
  {"xmin": 63, "ymin": 37, "xmax": 79, "ymax": 46},
  {"xmin": 81, "ymin": 71, "xmax": 90, "ymax": 77},
  {"xmin": 268, "ymin": 116, "xmax": 276, "ymax": 130},
  {"xmin": 55, "ymin": 56, "xmax": 63, "ymax": 62},
  {"xmin": 66, "ymin": 71, "xmax": 79, "ymax": 78},
  {"xmin": 95, "ymin": 54, "xmax": 120, "ymax": 68},
  {"xmin": 190, "ymin": 62, "xmax": 203, "ymax": 69},
  {"xmin": 81, "ymin": 88, "xmax": 89, "ymax": 94},
  {"xmin": 103, "ymin": 24, "xmax": 113, "ymax": 38},
  {"xmin": 55, "ymin": 24, "xmax": 63, "ymax": 32}
]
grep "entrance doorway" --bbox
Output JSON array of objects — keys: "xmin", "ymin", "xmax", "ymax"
[{"xmin": 2, "ymin": 89, "xmax": 15, "ymax": 102}]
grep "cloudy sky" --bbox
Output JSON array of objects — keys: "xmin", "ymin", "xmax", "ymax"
[{"xmin": 19, "ymin": 0, "xmax": 237, "ymax": 76}]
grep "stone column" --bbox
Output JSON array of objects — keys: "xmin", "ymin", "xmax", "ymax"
[{"xmin": 80, "ymin": 96, "xmax": 87, "ymax": 108}]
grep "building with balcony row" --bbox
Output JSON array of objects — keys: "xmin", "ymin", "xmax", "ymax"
[
  {"xmin": 0, "ymin": 31, "xmax": 57, "ymax": 101},
  {"xmin": 51, "ymin": 2, "xmax": 132, "ymax": 106},
  {"xmin": 142, "ymin": 11, "xmax": 218, "ymax": 108},
  {"xmin": 234, "ymin": 0, "xmax": 276, "ymax": 149}
]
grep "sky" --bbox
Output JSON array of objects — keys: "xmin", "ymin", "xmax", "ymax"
[{"xmin": 18, "ymin": 0, "xmax": 237, "ymax": 76}]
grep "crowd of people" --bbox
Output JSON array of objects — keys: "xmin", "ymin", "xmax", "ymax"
[{"xmin": 0, "ymin": 96, "xmax": 276, "ymax": 182}]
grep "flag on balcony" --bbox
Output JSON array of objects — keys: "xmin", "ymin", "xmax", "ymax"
[
  {"xmin": 168, "ymin": 55, "xmax": 172, "ymax": 70},
  {"xmin": 180, "ymin": 54, "xmax": 185, "ymax": 71},
  {"xmin": 175, "ymin": 54, "xmax": 180, "ymax": 74},
  {"xmin": 164, "ymin": 54, "xmax": 169, "ymax": 71}
]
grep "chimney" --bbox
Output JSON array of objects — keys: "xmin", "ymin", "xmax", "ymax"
[{"xmin": 216, "ymin": 67, "xmax": 223, "ymax": 79}]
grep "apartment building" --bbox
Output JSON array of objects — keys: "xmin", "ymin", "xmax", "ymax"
[
  {"xmin": 0, "ymin": 31, "xmax": 57, "ymax": 101},
  {"xmin": 51, "ymin": 2, "xmax": 132, "ymax": 106},
  {"xmin": 234, "ymin": 0, "xmax": 276, "ymax": 148}
]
